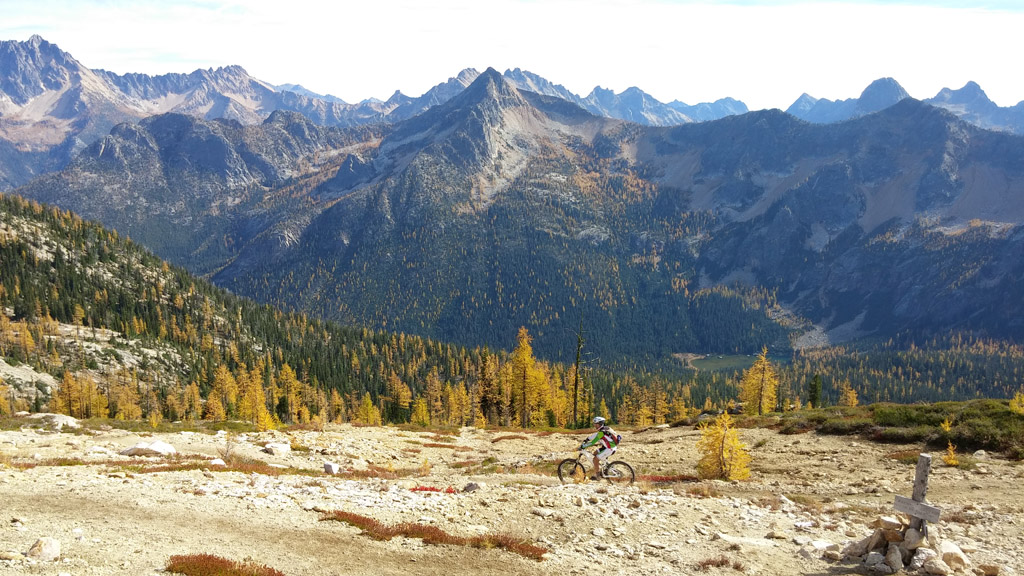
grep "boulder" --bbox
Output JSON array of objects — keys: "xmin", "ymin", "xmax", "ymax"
[
  {"xmin": 209, "ymin": 458, "xmax": 227, "ymax": 467},
  {"xmin": 938, "ymin": 541, "xmax": 971, "ymax": 570},
  {"xmin": 27, "ymin": 537, "xmax": 60, "ymax": 561},
  {"xmin": 262, "ymin": 443, "xmax": 291, "ymax": 456},
  {"xmin": 462, "ymin": 482, "xmax": 482, "ymax": 493},
  {"xmin": 120, "ymin": 441, "xmax": 176, "ymax": 456},
  {"xmin": 923, "ymin": 556, "xmax": 952, "ymax": 575},
  {"xmin": 978, "ymin": 564, "xmax": 1001, "ymax": 576},
  {"xmin": 27, "ymin": 413, "xmax": 80, "ymax": 431},
  {"xmin": 909, "ymin": 547, "xmax": 937, "ymax": 571},
  {"xmin": 865, "ymin": 551, "xmax": 886, "ymax": 567},
  {"xmin": 323, "ymin": 462, "xmax": 340, "ymax": 475}
]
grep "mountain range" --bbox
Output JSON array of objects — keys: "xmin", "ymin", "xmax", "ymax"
[
  {"xmin": 5, "ymin": 35, "xmax": 1024, "ymax": 193},
  {"xmin": 0, "ymin": 36, "xmax": 743, "ymax": 191},
  {"xmin": 14, "ymin": 66, "xmax": 1024, "ymax": 365}
]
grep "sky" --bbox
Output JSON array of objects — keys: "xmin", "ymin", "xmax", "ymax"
[{"xmin": 2, "ymin": 0, "xmax": 1023, "ymax": 111}]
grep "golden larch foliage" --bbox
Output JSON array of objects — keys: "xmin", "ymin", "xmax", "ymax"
[{"xmin": 696, "ymin": 412, "xmax": 751, "ymax": 480}]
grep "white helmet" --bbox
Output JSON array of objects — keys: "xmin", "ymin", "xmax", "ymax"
[{"xmin": 592, "ymin": 416, "xmax": 606, "ymax": 426}]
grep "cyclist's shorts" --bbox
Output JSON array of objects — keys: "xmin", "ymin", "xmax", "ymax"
[{"xmin": 596, "ymin": 446, "xmax": 616, "ymax": 461}]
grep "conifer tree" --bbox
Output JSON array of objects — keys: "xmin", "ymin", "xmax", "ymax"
[
  {"xmin": 696, "ymin": 412, "xmax": 751, "ymax": 480},
  {"xmin": 739, "ymin": 347, "xmax": 778, "ymax": 415},
  {"xmin": 808, "ymin": 374, "xmax": 823, "ymax": 409}
]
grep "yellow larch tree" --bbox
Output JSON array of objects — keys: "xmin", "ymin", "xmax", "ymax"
[
  {"xmin": 739, "ymin": 347, "xmax": 778, "ymax": 416},
  {"xmin": 838, "ymin": 379, "xmax": 859, "ymax": 407},
  {"xmin": 696, "ymin": 412, "xmax": 751, "ymax": 480}
]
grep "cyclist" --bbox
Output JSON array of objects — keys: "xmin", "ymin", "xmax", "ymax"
[{"xmin": 578, "ymin": 416, "xmax": 620, "ymax": 480}]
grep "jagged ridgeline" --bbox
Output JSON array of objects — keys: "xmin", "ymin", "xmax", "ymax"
[{"xmin": 0, "ymin": 194, "xmax": 735, "ymax": 426}]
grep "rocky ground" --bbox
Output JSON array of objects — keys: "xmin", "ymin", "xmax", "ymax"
[{"xmin": 1, "ymin": 416, "xmax": 1022, "ymax": 576}]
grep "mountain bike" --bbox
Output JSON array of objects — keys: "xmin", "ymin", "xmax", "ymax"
[{"xmin": 557, "ymin": 449, "xmax": 635, "ymax": 485}]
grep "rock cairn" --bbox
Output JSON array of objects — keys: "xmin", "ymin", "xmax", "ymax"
[{"xmin": 842, "ymin": 515, "xmax": 1003, "ymax": 575}]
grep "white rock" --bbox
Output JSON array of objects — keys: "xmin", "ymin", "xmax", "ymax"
[
  {"xmin": 209, "ymin": 458, "xmax": 226, "ymax": 467},
  {"xmin": 27, "ymin": 413, "xmax": 80, "ymax": 430},
  {"xmin": 324, "ymin": 462, "xmax": 340, "ymax": 475},
  {"xmin": 910, "ymin": 547, "xmax": 937, "ymax": 571},
  {"xmin": 262, "ymin": 443, "xmax": 291, "ymax": 456},
  {"xmin": 531, "ymin": 507, "xmax": 553, "ymax": 519},
  {"xmin": 119, "ymin": 441, "xmax": 176, "ymax": 456},
  {"xmin": 592, "ymin": 527, "xmax": 608, "ymax": 537},
  {"xmin": 978, "ymin": 564, "xmax": 1001, "ymax": 576},
  {"xmin": 27, "ymin": 537, "xmax": 60, "ymax": 561}
]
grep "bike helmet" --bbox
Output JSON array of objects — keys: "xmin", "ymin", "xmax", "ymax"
[{"xmin": 592, "ymin": 416, "xmax": 606, "ymax": 427}]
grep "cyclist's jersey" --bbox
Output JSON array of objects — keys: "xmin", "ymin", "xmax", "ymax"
[{"xmin": 580, "ymin": 426, "xmax": 619, "ymax": 451}]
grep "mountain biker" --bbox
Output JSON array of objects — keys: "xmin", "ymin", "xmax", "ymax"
[{"xmin": 578, "ymin": 416, "xmax": 620, "ymax": 480}]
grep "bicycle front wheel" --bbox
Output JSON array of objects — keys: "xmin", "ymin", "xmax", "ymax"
[
  {"xmin": 557, "ymin": 459, "xmax": 585, "ymax": 484},
  {"xmin": 603, "ymin": 461, "xmax": 635, "ymax": 485}
]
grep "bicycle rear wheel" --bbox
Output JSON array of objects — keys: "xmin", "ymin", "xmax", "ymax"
[
  {"xmin": 603, "ymin": 461, "xmax": 635, "ymax": 485},
  {"xmin": 557, "ymin": 459, "xmax": 585, "ymax": 484}
]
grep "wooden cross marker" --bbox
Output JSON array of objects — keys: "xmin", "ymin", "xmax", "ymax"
[{"xmin": 893, "ymin": 453, "xmax": 941, "ymax": 532}]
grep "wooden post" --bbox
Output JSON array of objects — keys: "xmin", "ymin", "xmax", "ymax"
[
  {"xmin": 909, "ymin": 453, "xmax": 931, "ymax": 531},
  {"xmin": 894, "ymin": 453, "xmax": 941, "ymax": 534}
]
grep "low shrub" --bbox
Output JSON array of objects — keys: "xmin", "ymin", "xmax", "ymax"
[
  {"xmin": 165, "ymin": 553, "xmax": 284, "ymax": 576},
  {"xmin": 491, "ymin": 435, "xmax": 527, "ymax": 443},
  {"xmin": 638, "ymin": 473, "xmax": 699, "ymax": 484},
  {"xmin": 818, "ymin": 418, "xmax": 875, "ymax": 435},
  {"xmin": 320, "ymin": 510, "xmax": 546, "ymax": 561},
  {"xmin": 885, "ymin": 450, "xmax": 922, "ymax": 465}
]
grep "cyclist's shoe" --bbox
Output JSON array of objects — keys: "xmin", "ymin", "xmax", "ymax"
[{"xmin": 590, "ymin": 475, "xmax": 600, "ymax": 481}]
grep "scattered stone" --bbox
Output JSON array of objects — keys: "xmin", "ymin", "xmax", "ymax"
[
  {"xmin": 531, "ymin": 507, "xmax": 553, "ymax": 518},
  {"xmin": 323, "ymin": 462, "xmax": 340, "ymax": 475},
  {"xmin": 463, "ymin": 482, "xmax": 481, "ymax": 493},
  {"xmin": 27, "ymin": 537, "xmax": 60, "ymax": 562},
  {"xmin": 592, "ymin": 527, "xmax": 608, "ymax": 537},
  {"xmin": 120, "ymin": 441, "xmax": 176, "ymax": 456},
  {"xmin": 978, "ymin": 564, "xmax": 1001, "ymax": 576},
  {"xmin": 973, "ymin": 450, "xmax": 987, "ymax": 459},
  {"xmin": 209, "ymin": 458, "xmax": 226, "ymax": 467},
  {"xmin": 0, "ymin": 551, "xmax": 24, "ymax": 561},
  {"xmin": 766, "ymin": 529, "xmax": 789, "ymax": 540}
]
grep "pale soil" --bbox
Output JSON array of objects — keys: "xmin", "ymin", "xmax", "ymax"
[{"xmin": 1, "ymin": 421, "xmax": 1022, "ymax": 576}]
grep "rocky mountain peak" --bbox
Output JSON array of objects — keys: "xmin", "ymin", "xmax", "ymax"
[
  {"xmin": 933, "ymin": 81, "xmax": 993, "ymax": 106},
  {"xmin": 0, "ymin": 35, "xmax": 82, "ymax": 105},
  {"xmin": 855, "ymin": 77, "xmax": 910, "ymax": 115},
  {"xmin": 455, "ymin": 67, "xmax": 526, "ymax": 110}
]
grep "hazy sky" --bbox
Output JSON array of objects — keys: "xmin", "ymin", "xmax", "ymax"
[{"xmin": 2, "ymin": 0, "xmax": 1022, "ymax": 111}]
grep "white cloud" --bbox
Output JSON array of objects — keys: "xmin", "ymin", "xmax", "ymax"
[{"xmin": 2, "ymin": 0, "xmax": 1022, "ymax": 109}]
